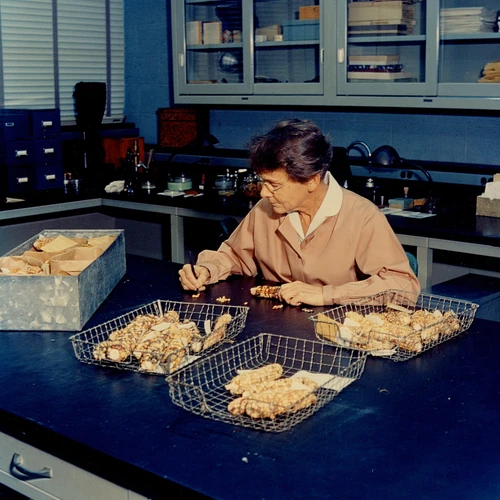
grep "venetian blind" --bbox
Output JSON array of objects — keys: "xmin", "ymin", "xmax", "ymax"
[{"xmin": 0, "ymin": 0, "xmax": 124, "ymax": 124}]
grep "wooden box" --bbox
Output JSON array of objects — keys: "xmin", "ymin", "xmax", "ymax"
[
  {"xmin": 158, "ymin": 108, "xmax": 198, "ymax": 148},
  {"xmin": 102, "ymin": 137, "xmax": 145, "ymax": 168},
  {"xmin": 299, "ymin": 6, "xmax": 320, "ymax": 20}
]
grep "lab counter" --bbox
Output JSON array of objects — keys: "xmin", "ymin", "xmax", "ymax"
[{"xmin": 1, "ymin": 255, "xmax": 499, "ymax": 499}]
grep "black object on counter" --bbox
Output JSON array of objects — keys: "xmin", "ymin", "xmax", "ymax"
[{"xmin": 73, "ymin": 82, "xmax": 107, "ymax": 187}]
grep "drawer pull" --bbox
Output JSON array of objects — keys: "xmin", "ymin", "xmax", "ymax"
[
  {"xmin": 45, "ymin": 174, "xmax": 56, "ymax": 181},
  {"xmin": 10, "ymin": 453, "xmax": 53, "ymax": 480},
  {"xmin": 15, "ymin": 150, "xmax": 28, "ymax": 157},
  {"xmin": 43, "ymin": 147, "xmax": 55, "ymax": 154},
  {"xmin": 17, "ymin": 177, "xmax": 29, "ymax": 184},
  {"xmin": 41, "ymin": 120, "xmax": 53, "ymax": 128}
]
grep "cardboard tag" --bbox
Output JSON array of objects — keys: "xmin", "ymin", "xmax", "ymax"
[
  {"xmin": 50, "ymin": 246, "xmax": 104, "ymax": 275},
  {"xmin": 39, "ymin": 235, "xmax": 80, "ymax": 254}
]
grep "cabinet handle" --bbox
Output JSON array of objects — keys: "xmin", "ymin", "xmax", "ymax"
[
  {"xmin": 10, "ymin": 453, "xmax": 53, "ymax": 480},
  {"xmin": 41, "ymin": 120, "xmax": 53, "ymax": 128},
  {"xmin": 43, "ymin": 147, "xmax": 55, "ymax": 154},
  {"xmin": 45, "ymin": 174, "xmax": 56, "ymax": 181},
  {"xmin": 15, "ymin": 150, "xmax": 29, "ymax": 157},
  {"xmin": 337, "ymin": 48, "xmax": 345, "ymax": 64},
  {"xmin": 17, "ymin": 177, "xmax": 29, "ymax": 184},
  {"xmin": 179, "ymin": 53, "xmax": 184, "ymax": 67}
]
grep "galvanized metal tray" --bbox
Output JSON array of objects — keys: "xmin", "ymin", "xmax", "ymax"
[
  {"xmin": 167, "ymin": 333, "xmax": 367, "ymax": 432},
  {"xmin": 0, "ymin": 229, "xmax": 125, "ymax": 331},
  {"xmin": 70, "ymin": 299, "xmax": 249, "ymax": 375},
  {"xmin": 309, "ymin": 289, "xmax": 479, "ymax": 362}
]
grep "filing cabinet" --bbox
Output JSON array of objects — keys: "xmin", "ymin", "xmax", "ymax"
[{"xmin": 0, "ymin": 109, "xmax": 64, "ymax": 196}]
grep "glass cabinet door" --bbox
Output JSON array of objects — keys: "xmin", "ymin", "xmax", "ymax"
[
  {"xmin": 175, "ymin": 0, "xmax": 252, "ymax": 95},
  {"xmin": 438, "ymin": 0, "xmax": 500, "ymax": 97},
  {"xmin": 253, "ymin": 0, "xmax": 323, "ymax": 95},
  {"xmin": 337, "ymin": 0, "xmax": 437, "ymax": 96}
]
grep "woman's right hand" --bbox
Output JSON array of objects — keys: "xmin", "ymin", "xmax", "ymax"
[{"xmin": 179, "ymin": 264, "xmax": 211, "ymax": 291}]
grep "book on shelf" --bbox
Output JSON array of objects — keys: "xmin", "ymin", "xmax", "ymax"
[
  {"xmin": 203, "ymin": 21, "xmax": 222, "ymax": 45},
  {"xmin": 348, "ymin": 54, "xmax": 400, "ymax": 65},
  {"xmin": 347, "ymin": 71, "xmax": 412, "ymax": 80},
  {"xmin": 186, "ymin": 21, "xmax": 202, "ymax": 45},
  {"xmin": 349, "ymin": 77, "xmax": 416, "ymax": 83},
  {"xmin": 348, "ymin": 24, "xmax": 408, "ymax": 35}
]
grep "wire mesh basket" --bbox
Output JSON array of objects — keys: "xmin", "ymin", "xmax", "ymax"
[
  {"xmin": 70, "ymin": 299, "xmax": 249, "ymax": 375},
  {"xmin": 166, "ymin": 333, "xmax": 367, "ymax": 432},
  {"xmin": 309, "ymin": 289, "xmax": 479, "ymax": 362}
]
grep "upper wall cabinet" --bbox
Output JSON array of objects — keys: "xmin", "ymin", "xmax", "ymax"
[
  {"xmin": 172, "ymin": 1, "xmax": 500, "ymax": 110},
  {"xmin": 336, "ymin": 0, "xmax": 500, "ymax": 107},
  {"xmin": 337, "ymin": 1, "xmax": 439, "ymax": 97},
  {"xmin": 437, "ymin": 0, "xmax": 500, "ymax": 98},
  {"xmin": 171, "ymin": 0, "xmax": 330, "ymax": 105}
]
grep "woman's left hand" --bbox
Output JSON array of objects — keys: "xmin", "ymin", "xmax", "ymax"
[{"xmin": 279, "ymin": 281, "xmax": 324, "ymax": 307}]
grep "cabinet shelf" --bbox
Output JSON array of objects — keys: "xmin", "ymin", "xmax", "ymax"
[
  {"xmin": 187, "ymin": 43, "xmax": 243, "ymax": 50},
  {"xmin": 256, "ymin": 40, "xmax": 319, "ymax": 48},
  {"xmin": 441, "ymin": 33, "xmax": 500, "ymax": 41},
  {"xmin": 348, "ymin": 35, "xmax": 426, "ymax": 44}
]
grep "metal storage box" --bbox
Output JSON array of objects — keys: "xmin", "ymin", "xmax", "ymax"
[
  {"xmin": 0, "ymin": 229, "xmax": 126, "ymax": 331},
  {"xmin": 282, "ymin": 20, "xmax": 319, "ymax": 41}
]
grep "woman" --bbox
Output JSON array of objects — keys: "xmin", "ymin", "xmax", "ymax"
[{"xmin": 179, "ymin": 118, "xmax": 420, "ymax": 306}]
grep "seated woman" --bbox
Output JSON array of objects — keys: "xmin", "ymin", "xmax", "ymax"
[{"xmin": 179, "ymin": 118, "xmax": 420, "ymax": 306}]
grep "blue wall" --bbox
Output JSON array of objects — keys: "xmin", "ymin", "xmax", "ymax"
[{"xmin": 125, "ymin": 1, "xmax": 500, "ymax": 167}]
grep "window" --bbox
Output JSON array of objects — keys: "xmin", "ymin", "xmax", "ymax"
[{"xmin": 0, "ymin": 0, "xmax": 124, "ymax": 124}]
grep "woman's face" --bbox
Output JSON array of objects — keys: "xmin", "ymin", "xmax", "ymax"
[{"xmin": 258, "ymin": 169, "xmax": 313, "ymax": 214}]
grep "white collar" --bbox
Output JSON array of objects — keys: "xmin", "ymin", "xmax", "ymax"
[{"xmin": 288, "ymin": 171, "xmax": 343, "ymax": 240}]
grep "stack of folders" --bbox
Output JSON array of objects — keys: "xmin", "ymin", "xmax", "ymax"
[
  {"xmin": 347, "ymin": 54, "xmax": 413, "ymax": 81},
  {"xmin": 440, "ymin": 7, "xmax": 498, "ymax": 34},
  {"xmin": 348, "ymin": 1, "xmax": 416, "ymax": 36}
]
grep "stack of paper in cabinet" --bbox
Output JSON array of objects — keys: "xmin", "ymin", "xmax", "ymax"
[
  {"xmin": 348, "ymin": 1, "xmax": 416, "ymax": 35},
  {"xmin": 347, "ymin": 53, "xmax": 413, "ymax": 81},
  {"xmin": 440, "ymin": 7, "xmax": 498, "ymax": 34}
]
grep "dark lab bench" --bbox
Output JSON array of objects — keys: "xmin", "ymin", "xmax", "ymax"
[{"xmin": 0, "ymin": 255, "xmax": 499, "ymax": 499}]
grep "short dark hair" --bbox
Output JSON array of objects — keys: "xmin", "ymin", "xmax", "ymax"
[{"xmin": 247, "ymin": 118, "xmax": 333, "ymax": 182}]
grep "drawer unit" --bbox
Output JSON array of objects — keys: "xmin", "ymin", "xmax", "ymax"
[
  {"xmin": 0, "ymin": 111, "xmax": 31, "ymax": 141},
  {"xmin": 1, "ymin": 139, "xmax": 35, "ymax": 166},
  {"xmin": 8, "ymin": 166, "xmax": 37, "ymax": 193},
  {"xmin": 36, "ymin": 164, "xmax": 64, "ymax": 190},
  {"xmin": 0, "ymin": 109, "xmax": 62, "ymax": 196},
  {"xmin": 34, "ymin": 138, "xmax": 63, "ymax": 165},
  {"xmin": 0, "ymin": 431, "xmax": 144, "ymax": 500},
  {"xmin": 31, "ymin": 109, "xmax": 61, "ymax": 138}
]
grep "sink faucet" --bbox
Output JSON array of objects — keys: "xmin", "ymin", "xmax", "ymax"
[{"xmin": 346, "ymin": 141, "xmax": 372, "ymax": 158}]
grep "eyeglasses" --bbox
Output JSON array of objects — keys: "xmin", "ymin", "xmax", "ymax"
[{"xmin": 256, "ymin": 175, "xmax": 291, "ymax": 194}]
